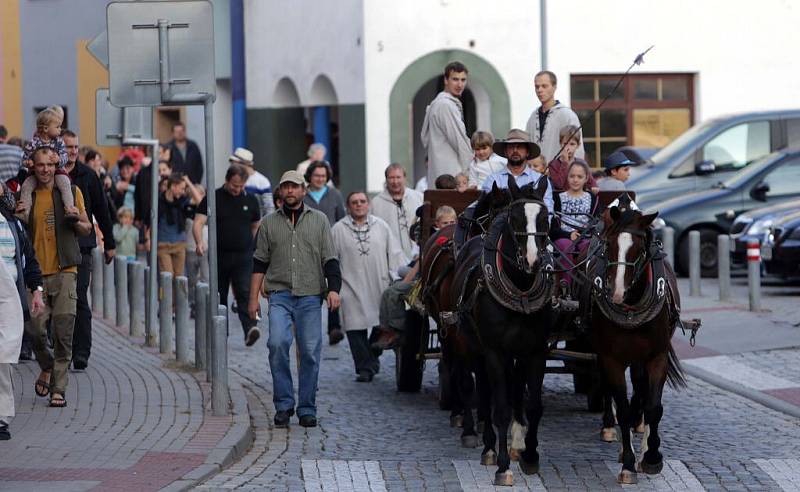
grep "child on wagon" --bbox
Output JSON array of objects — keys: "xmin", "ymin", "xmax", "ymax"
[
  {"xmin": 18, "ymin": 106, "xmax": 80, "ymax": 224},
  {"xmin": 548, "ymin": 125, "xmax": 598, "ymax": 193},
  {"xmin": 467, "ymin": 131, "xmax": 506, "ymax": 189},
  {"xmin": 551, "ymin": 160, "xmax": 598, "ymax": 284}
]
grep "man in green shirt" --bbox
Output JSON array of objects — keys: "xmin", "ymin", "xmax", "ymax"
[{"xmin": 248, "ymin": 170, "xmax": 341, "ymax": 428}]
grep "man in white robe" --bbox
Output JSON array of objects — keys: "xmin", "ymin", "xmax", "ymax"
[
  {"xmin": 370, "ymin": 163, "xmax": 423, "ymax": 263},
  {"xmin": 332, "ymin": 191, "xmax": 405, "ymax": 382}
]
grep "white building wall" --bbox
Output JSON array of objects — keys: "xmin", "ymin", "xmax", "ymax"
[
  {"xmin": 546, "ymin": 0, "xmax": 800, "ymax": 121},
  {"xmin": 363, "ymin": 0, "xmax": 540, "ymax": 190},
  {"xmin": 244, "ymin": 0, "xmax": 365, "ymax": 107}
]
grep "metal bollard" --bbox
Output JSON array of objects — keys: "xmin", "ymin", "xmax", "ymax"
[
  {"xmin": 175, "ymin": 276, "xmax": 190, "ymax": 363},
  {"xmin": 103, "ymin": 258, "xmax": 116, "ymax": 321},
  {"xmin": 115, "ymin": 257, "xmax": 129, "ymax": 329},
  {"xmin": 195, "ymin": 282, "xmax": 209, "ymax": 371},
  {"xmin": 144, "ymin": 266, "xmax": 156, "ymax": 346},
  {"xmin": 91, "ymin": 248, "xmax": 104, "ymax": 313},
  {"xmin": 159, "ymin": 272, "xmax": 174, "ymax": 353},
  {"xmin": 209, "ymin": 305, "xmax": 227, "ymax": 383},
  {"xmin": 747, "ymin": 240, "xmax": 761, "ymax": 311},
  {"xmin": 212, "ymin": 314, "xmax": 229, "ymax": 416},
  {"xmin": 130, "ymin": 262, "xmax": 146, "ymax": 337},
  {"xmin": 717, "ymin": 235, "xmax": 731, "ymax": 301},
  {"xmin": 662, "ymin": 226, "xmax": 675, "ymax": 269},
  {"xmin": 689, "ymin": 230, "xmax": 701, "ymax": 296}
]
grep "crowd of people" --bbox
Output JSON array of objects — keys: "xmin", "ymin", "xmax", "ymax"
[{"xmin": 0, "ymin": 60, "xmax": 637, "ymax": 436}]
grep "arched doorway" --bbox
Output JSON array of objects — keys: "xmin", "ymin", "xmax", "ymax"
[{"xmin": 390, "ymin": 50, "xmax": 511, "ymax": 183}]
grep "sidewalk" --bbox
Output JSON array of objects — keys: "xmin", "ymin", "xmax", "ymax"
[
  {"xmin": 0, "ymin": 316, "xmax": 251, "ymax": 491},
  {"xmin": 672, "ymin": 276, "xmax": 800, "ymax": 419}
]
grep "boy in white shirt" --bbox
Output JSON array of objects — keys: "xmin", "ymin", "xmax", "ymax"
[{"xmin": 467, "ymin": 131, "xmax": 507, "ymax": 188}]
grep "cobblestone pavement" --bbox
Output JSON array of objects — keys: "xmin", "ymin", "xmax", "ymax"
[
  {"xmin": 200, "ymin": 304, "xmax": 800, "ymax": 491},
  {"xmin": 0, "ymin": 318, "xmax": 244, "ymax": 491}
]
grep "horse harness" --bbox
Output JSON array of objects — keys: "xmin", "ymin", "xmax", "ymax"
[{"xmin": 589, "ymin": 227, "xmax": 676, "ymax": 329}]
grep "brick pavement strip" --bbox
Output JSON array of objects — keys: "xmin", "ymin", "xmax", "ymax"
[{"xmin": 0, "ymin": 317, "xmax": 251, "ymax": 491}]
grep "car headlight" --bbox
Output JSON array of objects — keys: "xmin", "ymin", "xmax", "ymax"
[
  {"xmin": 651, "ymin": 217, "xmax": 666, "ymax": 230},
  {"xmin": 747, "ymin": 218, "xmax": 773, "ymax": 236}
]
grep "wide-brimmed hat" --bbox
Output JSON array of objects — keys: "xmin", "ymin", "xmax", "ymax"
[
  {"xmin": 279, "ymin": 170, "xmax": 305, "ymax": 186},
  {"xmin": 228, "ymin": 147, "xmax": 254, "ymax": 166},
  {"xmin": 603, "ymin": 151, "xmax": 635, "ymax": 171},
  {"xmin": 492, "ymin": 129, "xmax": 541, "ymax": 159}
]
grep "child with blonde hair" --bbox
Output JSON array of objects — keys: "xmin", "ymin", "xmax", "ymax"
[
  {"xmin": 113, "ymin": 207, "xmax": 138, "ymax": 260},
  {"xmin": 435, "ymin": 205, "xmax": 457, "ymax": 229},
  {"xmin": 467, "ymin": 131, "xmax": 506, "ymax": 188},
  {"xmin": 19, "ymin": 106, "xmax": 79, "ymax": 223}
]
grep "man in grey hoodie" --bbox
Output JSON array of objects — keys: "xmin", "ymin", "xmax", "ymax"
[
  {"xmin": 525, "ymin": 71, "xmax": 586, "ymax": 164},
  {"xmin": 420, "ymin": 62, "xmax": 473, "ymax": 185}
]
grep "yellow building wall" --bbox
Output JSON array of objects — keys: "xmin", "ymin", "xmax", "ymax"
[
  {"xmin": 0, "ymin": 0, "xmax": 23, "ymax": 135},
  {"xmin": 76, "ymin": 40, "xmax": 121, "ymax": 165}
]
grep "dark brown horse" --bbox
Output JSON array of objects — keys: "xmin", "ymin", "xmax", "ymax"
[{"xmin": 589, "ymin": 195, "xmax": 686, "ymax": 484}]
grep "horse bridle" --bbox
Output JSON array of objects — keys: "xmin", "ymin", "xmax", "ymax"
[
  {"xmin": 603, "ymin": 227, "xmax": 651, "ymax": 294},
  {"xmin": 503, "ymin": 198, "xmax": 552, "ymax": 275}
]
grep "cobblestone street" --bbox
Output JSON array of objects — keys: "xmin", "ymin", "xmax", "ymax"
[{"xmin": 199, "ymin": 304, "xmax": 800, "ymax": 491}]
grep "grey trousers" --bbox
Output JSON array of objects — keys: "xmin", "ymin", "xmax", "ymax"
[
  {"xmin": 0, "ymin": 363, "xmax": 14, "ymax": 422},
  {"xmin": 345, "ymin": 329, "xmax": 380, "ymax": 376}
]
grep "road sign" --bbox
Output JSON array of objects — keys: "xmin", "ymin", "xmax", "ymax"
[
  {"xmin": 96, "ymin": 89, "xmax": 153, "ymax": 146},
  {"xmin": 87, "ymin": 30, "xmax": 109, "ymax": 68},
  {"xmin": 107, "ymin": 0, "xmax": 216, "ymax": 107}
]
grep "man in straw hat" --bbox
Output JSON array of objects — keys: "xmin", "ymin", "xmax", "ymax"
[
  {"xmin": 229, "ymin": 147, "xmax": 274, "ymax": 217},
  {"xmin": 482, "ymin": 128, "xmax": 554, "ymax": 213}
]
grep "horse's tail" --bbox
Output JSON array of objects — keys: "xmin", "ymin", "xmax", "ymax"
[{"xmin": 666, "ymin": 343, "xmax": 687, "ymax": 389}]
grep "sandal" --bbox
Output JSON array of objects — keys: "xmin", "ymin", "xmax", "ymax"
[
  {"xmin": 49, "ymin": 394, "xmax": 67, "ymax": 408},
  {"xmin": 34, "ymin": 372, "xmax": 51, "ymax": 397}
]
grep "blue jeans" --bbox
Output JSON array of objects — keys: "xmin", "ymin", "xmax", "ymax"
[{"xmin": 267, "ymin": 291, "xmax": 323, "ymax": 417}]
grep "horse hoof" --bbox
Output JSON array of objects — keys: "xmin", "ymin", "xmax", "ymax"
[
  {"xmin": 509, "ymin": 447, "xmax": 521, "ymax": 462},
  {"xmin": 618, "ymin": 469, "xmax": 638, "ymax": 485},
  {"xmin": 519, "ymin": 457, "xmax": 540, "ymax": 475},
  {"xmin": 450, "ymin": 415, "xmax": 463, "ymax": 428},
  {"xmin": 640, "ymin": 459, "xmax": 664, "ymax": 475},
  {"xmin": 494, "ymin": 470, "xmax": 514, "ymax": 486},
  {"xmin": 601, "ymin": 427, "xmax": 618, "ymax": 442},
  {"xmin": 480, "ymin": 450, "xmax": 497, "ymax": 466},
  {"xmin": 461, "ymin": 435, "xmax": 479, "ymax": 448}
]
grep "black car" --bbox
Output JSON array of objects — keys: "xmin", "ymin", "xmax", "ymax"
[
  {"xmin": 730, "ymin": 198, "xmax": 800, "ymax": 267},
  {"xmin": 648, "ymin": 148, "xmax": 800, "ymax": 276},
  {"xmin": 762, "ymin": 210, "xmax": 800, "ymax": 278}
]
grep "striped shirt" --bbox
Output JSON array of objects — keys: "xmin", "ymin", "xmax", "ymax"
[
  {"xmin": 253, "ymin": 206, "xmax": 337, "ymax": 296},
  {"xmin": 0, "ymin": 143, "xmax": 23, "ymax": 183},
  {"xmin": 0, "ymin": 212, "xmax": 18, "ymax": 282}
]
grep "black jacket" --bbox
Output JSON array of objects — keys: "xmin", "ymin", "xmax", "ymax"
[
  {"xmin": 167, "ymin": 139, "xmax": 204, "ymax": 184},
  {"xmin": 134, "ymin": 164, "xmax": 153, "ymax": 226},
  {"xmin": 550, "ymin": 191, "xmax": 599, "ymax": 241},
  {"xmin": 68, "ymin": 161, "xmax": 116, "ymax": 252},
  {"xmin": 0, "ymin": 204, "xmax": 42, "ymax": 321}
]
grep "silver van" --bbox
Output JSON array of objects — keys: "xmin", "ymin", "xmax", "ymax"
[{"xmin": 628, "ymin": 110, "xmax": 800, "ymax": 209}]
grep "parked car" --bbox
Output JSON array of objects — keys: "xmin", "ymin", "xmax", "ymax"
[
  {"xmin": 628, "ymin": 109, "xmax": 800, "ymax": 209},
  {"xmin": 762, "ymin": 210, "xmax": 800, "ymax": 279},
  {"xmin": 647, "ymin": 148, "xmax": 800, "ymax": 276},
  {"xmin": 730, "ymin": 198, "xmax": 800, "ymax": 267}
]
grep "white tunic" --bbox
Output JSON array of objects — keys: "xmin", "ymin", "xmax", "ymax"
[
  {"xmin": 370, "ymin": 187, "xmax": 423, "ymax": 262},
  {"xmin": 331, "ymin": 215, "xmax": 406, "ymax": 332},
  {"xmin": 0, "ymin": 258, "xmax": 23, "ymax": 363}
]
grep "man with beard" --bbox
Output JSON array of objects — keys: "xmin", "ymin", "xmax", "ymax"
[{"xmin": 482, "ymin": 129, "xmax": 553, "ymax": 213}]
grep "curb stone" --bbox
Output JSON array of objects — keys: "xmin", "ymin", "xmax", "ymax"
[{"xmin": 683, "ymin": 364, "xmax": 800, "ymax": 420}]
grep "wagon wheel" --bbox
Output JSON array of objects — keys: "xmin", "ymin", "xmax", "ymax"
[{"xmin": 396, "ymin": 310, "xmax": 424, "ymax": 392}]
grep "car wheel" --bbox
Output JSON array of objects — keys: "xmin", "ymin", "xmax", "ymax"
[{"xmin": 678, "ymin": 228, "xmax": 720, "ymax": 277}]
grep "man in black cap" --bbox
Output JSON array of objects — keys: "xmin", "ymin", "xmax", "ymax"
[{"xmin": 598, "ymin": 151, "xmax": 633, "ymax": 191}]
